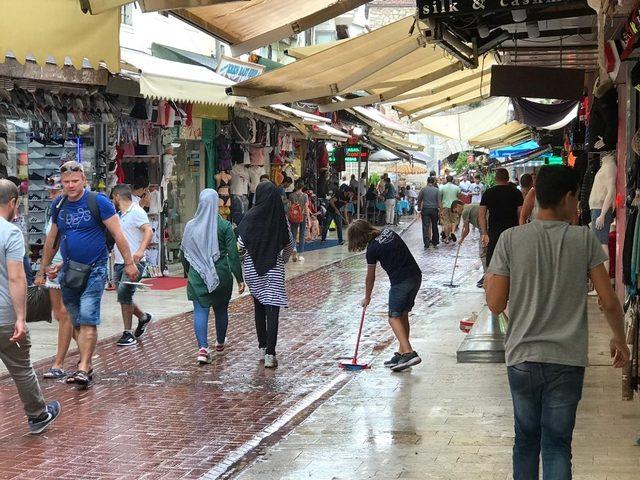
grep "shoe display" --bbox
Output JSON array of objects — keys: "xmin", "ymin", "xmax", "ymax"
[
  {"xmin": 116, "ymin": 331, "xmax": 137, "ymax": 347},
  {"xmin": 28, "ymin": 140, "xmax": 44, "ymax": 148},
  {"xmin": 390, "ymin": 351, "xmax": 422, "ymax": 372},
  {"xmin": 28, "ymin": 151, "xmax": 45, "ymax": 159},
  {"xmin": 134, "ymin": 313, "xmax": 153, "ymax": 338},
  {"xmin": 29, "ymin": 216, "xmax": 45, "ymax": 224},
  {"xmin": 64, "ymin": 140, "xmax": 77, "ymax": 148},
  {"xmin": 29, "ymin": 203, "xmax": 45, "ymax": 212},
  {"xmin": 384, "ymin": 352, "xmax": 402, "ymax": 368},
  {"xmin": 28, "ymin": 401, "xmax": 61, "ymax": 435},
  {"xmin": 28, "ymin": 226, "xmax": 43, "ymax": 233},
  {"xmin": 197, "ymin": 347, "xmax": 212, "ymax": 365},
  {"xmin": 264, "ymin": 354, "xmax": 278, "ymax": 368},
  {"xmin": 45, "ymin": 142, "xmax": 62, "ymax": 149},
  {"xmin": 28, "ymin": 172, "xmax": 45, "ymax": 181}
]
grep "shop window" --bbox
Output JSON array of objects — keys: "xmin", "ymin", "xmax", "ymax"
[{"xmin": 121, "ymin": 5, "xmax": 133, "ymax": 26}]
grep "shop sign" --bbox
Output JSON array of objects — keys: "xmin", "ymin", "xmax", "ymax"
[
  {"xmin": 417, "ymin": 0, "xmax": 578, "ymax": 18},
  {"xmin": 345, "ymin": 145, "xmax": 369, "ymax": 163},
  {"xmin": 217, "ymin": 56, "xmax": 265, "ymax": 83},
  {"xmin": 179, "ymin": 117, "xmax": 203, "ymax": 141}
]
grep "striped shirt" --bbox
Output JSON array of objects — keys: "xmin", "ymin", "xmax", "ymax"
[{"xmin": 238, "ymin": 232, "xmax": 294, "ymax": 307}]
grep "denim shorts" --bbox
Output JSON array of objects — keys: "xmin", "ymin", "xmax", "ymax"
[
  {"xmin": 113, "ymin": 262, "xmax": 145, "ymax": 305},
  {"xmin": 60, "ymin": 261, "xmax": 108, "ymax": 327},
  {"xmin": 388, "ymin": 276, "xmax": 422, "ymax": 317}
]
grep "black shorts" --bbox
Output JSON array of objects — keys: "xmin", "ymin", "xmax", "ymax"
[{"xmin": 388, "ymin": 276, "xmax": 422, "ymax": 317}]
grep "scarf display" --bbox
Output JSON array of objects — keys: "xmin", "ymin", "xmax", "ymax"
[
  {"xmin": 181, "ymin": 189, "xmax": 220, "ymax": 293},
  {"xmin": 238, "ymin": 181, "xmax": 289, "ymax": 276}
]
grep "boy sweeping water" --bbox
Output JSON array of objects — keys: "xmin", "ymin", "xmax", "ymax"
[{"xmin": 347, "ymin": 220, "xmax": 422, "ymax": 371}]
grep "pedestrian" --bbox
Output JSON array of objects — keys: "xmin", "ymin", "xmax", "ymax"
[
  {"xmin": 459, "ymin": 174, "xmax": 472, "ymax": 204},
  {"xmin": 181, "ymin": 189, "xmax": 244, "ymax": 364},
  {"xmin": 377, "ymin": 173, "xmax": 388, "ymax": 196},
  {"xmin": 111, "ymin": 184, "xmax": 154, "ymax": 347},
  {"xmin": 519, "ymin": 173, "xmax": 533, "ymax": 200},
  {"xmin": 417, "ymin": 176, "xmax": 441, "ymax": 248},
  {"xmin": 0, "ymin": 179, "xmax": 61, "ymax": 434},
  {"xmin": 237, "ymin": 181, "xmax": 295, "ymax": 368},
  {"xmin": 349, "ymin": 174, "xmax": 358, "ymax": 190},
  {"xmin": 405, "ymin": 185, "xmax": 418, "ymax": 214},
  {"xmin": 38, "ymin": 213, "xmax": 76, "ymax": 380},
  {"xmin": 479, "ymin": 168, "xmax": 523, "ymax": 267},
  {"xmin": 6, "ymin": 176, "xmax": 32, "ymax": 284},
  {"xmin": 458, "ymin": 203, "xmax": 486, "ymax": 288},
  {"xmin": 321, "ymin": 190, "xmax": 345, "ymax": 245},
  {"xmin": 347, "ymin": 219, "xmax": 422, "ymax": 372},
  {"xmin": 38, "ymin": 161, "xmax": 138, "ymax": 388},
  {"xmin": 439, "ymin": 175, "xmax": 461, "ymax": 243},
  {"xmin": 383, "ymin": 177, "xmax": 396, "ymax": 225},
  {"xmin": 485, "ymin": 165, "xmax": 630, "ymax": 480},
  {"xmin": 304, "ymin": 188, "xmax": 320, "ymax": 242},
  {"xmin": 470, "ymin": 174, "xmax": 484, "ymax": 204},
  {"xmin": 289, "ymin": 180, "xmax": 308, "ymax": 262}
]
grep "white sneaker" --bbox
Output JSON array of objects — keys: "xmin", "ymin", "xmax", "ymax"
[
  {"xmin": 259, "ymin": 347, "xmax": 266, "ymax": 362},
  {"xmin": 197, "ymin": 347, "xmax": 211, "ymax": 365},
  {"xmin": 264, "ymin": 354, "xmax": 278, "ymax": 368},
  {"xmin": 298, "ymin": 256, "xmax": 305, "ymax": 262}
]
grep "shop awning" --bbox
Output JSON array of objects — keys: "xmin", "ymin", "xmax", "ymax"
[
  {"xmin": 418, "ymin": 97, "xmax": 511, "ymax": 141},
  {"xmin": 227, "ymin": 17, "xmax": 462, "ymax": 107},
  {"xmin": 285, "ymin": 40, "xmax": 349, "ymax": 60},
  {"xmin": 351, "ymin": 106, "xmax": 418, "ymax": 134},
  {"xmin": 151, "ymin": 43, "xmax": 217, "ymax": 71},
  {"xmin": 368, "ymin": 133, "xmax": 424, "ymax": 153},
  {"xmin": 271, "ymin": 104, "xmax": 330, "ymax": 124},
  {"xmin": 121, "ymin": 49, "xmax": 236, "ymax": 106},
  {"xmin": 1, "ymin": 0, "xmax": 120, "ymax": 72},
  {"xmin": 469, "ymin": 121, "xmax": 530, "ymax": 150},
  {"xmin": 79, "ymin": 0, "xmax": 247, "ymax": 15}
]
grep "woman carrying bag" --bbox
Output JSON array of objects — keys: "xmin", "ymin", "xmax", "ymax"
[
  {"xmin": 181, "ymin": 189, "xmax": 244, "ymax": 365},
  {"xmin": 238, "ymin": 181, "xmax": 295, "ymax": 368}
]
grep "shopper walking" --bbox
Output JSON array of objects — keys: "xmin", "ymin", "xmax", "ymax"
[
  {"xmin": 383, "ymin": 177, "xmax": 396, "ymax": 225},
  {"xmin": 289, "ymin": 180, "xmax": 308, "ymax": 261},
  {"xmin": 470, "ymin": 174, "xmax": 484, "ymax": 204},
  {"xmin": 39, "ymin": 161, "xmax": 138, "ymax": 388},
  {"xmin": 348, "ymin": 220, "xmax": 422, "ymax": 372},
  {"xmin": 485, "ymin": 165, "xmax": 630, "ymax": 480},
  {"xmin": 181, "ymin": 189, "xmax": 244, "ymax": 364},
  {"xmin": 439, "ymin": 175, "xmax": 461, "ymax": 243},
  {"xmin": 417, "ymin": 176, "xmax": 441, "ymax": 248},
  {"xmin": 238, "ymin": 181, "xmax": 294, "ymax": 368},
  {"xmin": 479, "ymin": 168, "xmax": 523, "ymax": 267},
  {"xmin": 111, "ymin": 184, "xmax": 154, "ymax": 347},
  {"xmin": 321, "ymin": 190, "xmax": 345, "ymax": 245},
  {"xmin": 0, "ymin": 179, "xmax": 61, "ymax": 434}
]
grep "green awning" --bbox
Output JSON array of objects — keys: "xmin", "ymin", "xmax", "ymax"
[{"xmin": 151, "ymin": 43, "xmax": 217, "ymax": 71}]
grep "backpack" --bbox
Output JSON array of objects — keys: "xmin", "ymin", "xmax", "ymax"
[
  {"xmin": 52, "ymin": 191, "xmax": 116, "ymax": 253},
  {"xmin": 288, "ymin": 202, "xmax": 304, "ymax": 224}
]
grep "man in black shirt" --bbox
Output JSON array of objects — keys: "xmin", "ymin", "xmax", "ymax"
[
  {"xmin": 321, "ymin": 190, "xmax": 345, "ymax": 245},
  {"xmin": 479, "ymin": 168, "xmax": 523, "ymax": 267}
]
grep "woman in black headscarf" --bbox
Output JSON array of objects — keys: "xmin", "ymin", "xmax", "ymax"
[{"xmin": 238, "ymin": 181, "xmax": 294, "ymax": 368}]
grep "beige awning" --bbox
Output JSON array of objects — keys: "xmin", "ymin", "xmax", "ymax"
[
  {"xmin": 351, "ymin": 106, "xmax": 418, "ymax": 134},
  {"xmin": 369, "ymin": 132, "xmax": 424, "ymax": 152},
  {"xmin": 1, "ymin": 0, "xmax": 120, "ymax": 72},
  {"xmin": 285, "ymin": 40, "xmax": 348, "ymax": 60},
  {"xmin": 80, "ymin": 1, "xmax": 246, "ymax": 15},
  {"xmin": 121, "ymin": 49, "xmax": 235, "ymax": 105},
  {"xmin": 469, "ymin": 122, "xmax": 530, "ymax": 149}
]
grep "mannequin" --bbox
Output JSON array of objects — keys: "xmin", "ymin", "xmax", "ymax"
[
  {"xmin": 215, "ymin": 170, "xmax": 232, "ymax": 220},
  {"xmin": 589, "ymin": 152, "xmax": 617, "ymax": 271}
]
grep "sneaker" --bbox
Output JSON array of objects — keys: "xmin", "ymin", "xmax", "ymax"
[
  {"xmin": 450, "ymin": 233, "xmax": 457, "ymax": 243},
  {"xmin": 28, "ymin": 151, "xmax": 45, "ymax": 159},
  {"xmin": 390, "ymin": 351, "xmax": 422, "ymax": 372},
  {"xmin": 64, "ymin": 140, "xmax": 77, "ymax": 148},
  {"xmin": 476, "ymin": 278, "xmax": 484, "ymax": 289},
  {"xmin": 197, "ymin": 347, "xmax": 211, "ymax": 365},
  {"xmin": 298, "ymin": 256, "xmax": 305, "ymax": 262},
  {"xmin": 116, "ymin": 331, "xmax": 136, "ymax": 347},
  {"xmin": 28, "ymin": 140, "xmax": 44, "ymax": 148},
  {"xmin": 134, "ymin": 313, "xmax": 153, "ymax": 338},
  {"xmin": 264, "ymin": 354, "xmax": 278, "ymax": 368},
  {"xmin": 259, "ymin": 347, "xmax": 266, "ymax": 362},
  {"xmin": 383, "ymin": 352, "xmax": 402, "ymax": 368},
  {"xmin": 215, "ymin": 342, "xmax": 225, "ymax": 353},
  {"xmin": 28, "ymin": 401, "xmax": 61, "ymax": 434}
]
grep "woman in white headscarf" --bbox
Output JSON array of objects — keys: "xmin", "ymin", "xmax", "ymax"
[{"xmin": 181, "ymin": 189, "xmax": 244, "ymax": 364}]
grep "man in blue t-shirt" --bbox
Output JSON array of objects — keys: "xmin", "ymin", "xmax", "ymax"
[{"xmin": 37, "ymin": 161, "xmax": 137, "ymax": 387}]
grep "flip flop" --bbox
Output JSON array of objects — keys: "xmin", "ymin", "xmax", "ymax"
[{"xmin": 43, "ymin": 368, "xmax": 67, "ymax": 379}]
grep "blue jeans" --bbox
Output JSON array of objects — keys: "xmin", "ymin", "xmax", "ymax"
[
  {"xmin": 290, "ymin": 220, "xmax": 306, "ymax": 254},
  {"xmin": 113, "ymin": 262, "xmax": 145, "ymax": 305},
  {"xmin": 508, "ymin": 362, "xmax": 585, "ymax": 480},
  {"xmin": 60, "ymin": 261, "xmax": 108, "ymax": 327},
  {"xmin": 321, "ymin": 210, "xmax": 343, "ymax": 242},
  {"xmin": 193, "ymin": 299, "xmax": 229, "ymax": 348}
]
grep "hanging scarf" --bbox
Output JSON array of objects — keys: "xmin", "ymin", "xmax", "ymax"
[
  {"xmin": 238, "ymin": 181, "xmax": 289, "ymax": 276},
  {"xmin": 181, "ymin": 189, "xmax": 220, "ymax": 293}
]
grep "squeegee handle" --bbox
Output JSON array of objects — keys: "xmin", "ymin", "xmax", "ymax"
[{"xmin": 353, "ymin": 307, "xmax": 367, "ymax": 363}]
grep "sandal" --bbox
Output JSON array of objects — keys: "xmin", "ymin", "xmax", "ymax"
[
  {"xmin": 43, "ymin": 368, "xmax": 67, "ymax": 380},
  {"xmin": 73, "ymin": 370, "xmax": 91, "ymax": 387},
  {"xmin": 65, "ymin": 368, "xmax": 94, "ymax": 384}
]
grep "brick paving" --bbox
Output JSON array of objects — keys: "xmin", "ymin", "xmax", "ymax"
[{"xmin": 0, "ymin": 223, "xmax": 478, "ymax": 479}]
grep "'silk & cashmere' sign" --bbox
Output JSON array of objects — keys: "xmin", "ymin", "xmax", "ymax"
[{"xmin": 417, "ymin": 0, "xmax": 579, "ymax": 18}]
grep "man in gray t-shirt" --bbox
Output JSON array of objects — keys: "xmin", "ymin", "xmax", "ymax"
[
  {"xmin": 0, "ymin": 179, "xmax": 60, "ymax": 434},
  {"xmin": 417, "ymin": 177, "xmax": 441, "ymax": 248},
  {"xmin": 486, "ymin": 165, "xmax": 629, "ymax": 479}
]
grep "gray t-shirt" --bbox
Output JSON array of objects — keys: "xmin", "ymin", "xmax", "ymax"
[
  {"xmin": 0, "ymin": 217, "xmax": 26, "ymax": 326},
  {"xmin": 417, "ymin": 186, "xmax": 440, "ymax": 209},
  {"xmin": 488, "ymin": 220, "xmax": 607, "ymax": 367}
]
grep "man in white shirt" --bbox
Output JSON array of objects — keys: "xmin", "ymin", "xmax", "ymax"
[
  {"xmin": 111, "ymin": 184, "xmax": 154, "ymax": 347},
  {"xmin": 470, "ymin": 174, "xmax": 484, "ymax": 204},
  {"xmin": 459, "ymin": 174, "xmax": 472, "ymax": 203}
]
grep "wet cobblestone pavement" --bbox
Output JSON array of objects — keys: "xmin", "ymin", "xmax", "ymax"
[{"xmin": 0, "ymin": 222, "xmax": 484, "ymax": 479}]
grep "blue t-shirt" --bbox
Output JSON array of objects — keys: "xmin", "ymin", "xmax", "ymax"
[
  {"xmin": 51, "ymin": 190, "xmax": 116, "ymax": 265},
  {"xmin": 366, "ymin": 228, "xmax": 421, "ymax": 285}
]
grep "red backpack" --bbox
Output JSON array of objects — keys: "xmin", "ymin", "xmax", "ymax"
[{"xmin": 288, "ymin": 202, "xmax": 304, "ymax": 224}]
